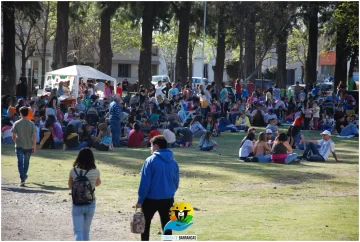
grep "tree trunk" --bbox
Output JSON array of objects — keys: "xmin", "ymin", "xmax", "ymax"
[
  {"xmin": 334, "ymin": 24, "xmax": 350, "ymax": 91},
  {"xmin": 99, "ymin": 12, "xmax": 112, "ymax": 75},
  {"xmin": 2, "ymin": 3, "xmax": 16, "ymax": 96},
  {"xmin": 138, "ymin": 2, "xmax": 155, "ymax": 88},
  {"xmin": 175, "ymin": 2, "xmax": 191, "ymax": 85},
  {"xmin": 348, "ymin": 46, "xmax": 358, "ymax": 79},
  {"xmin": 301, "ymin": 65, "xmax": 305, "ymax": 84},
  {"xmin": 214, "ymin": 14, "xmax": 226, "ymax": 90},
  {"xmin": 40, "ymin": 3, "xmax": 50, "ymax": 88},
  {"xmin": 52, "ymin": 1, "xmax": 69, "ymax": 70},
  {"xmin": 305, "ymin": 4, "xmax": 318, "ymax": 86},
  {"xmin": 245, "ymin": 12, "xmax": 256, "ymax": 83},
  {"xmin": 188, "ymin": 41, "xmax": 194, "ymax": 82},
  {"xmin": 238, "ymin": 18, "xmax": 244, "ymax": 80},
  {"xmin": 276, "ymin": 29, "xmax": 288, "ymax": 88}
]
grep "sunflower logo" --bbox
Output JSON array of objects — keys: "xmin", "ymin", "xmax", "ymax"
[{"xmin": 169, "ymin": 202, "xmax": 194, "ymax": 224}]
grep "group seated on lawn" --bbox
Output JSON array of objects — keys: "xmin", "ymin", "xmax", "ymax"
[{"xmin": 1, "ymin": 79, "xmax": 358, "ymax": 163}]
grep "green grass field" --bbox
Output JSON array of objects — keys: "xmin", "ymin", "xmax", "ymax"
[{"xmin": 1, "ymin": 130, "xmax": 359, "ymax": 240}]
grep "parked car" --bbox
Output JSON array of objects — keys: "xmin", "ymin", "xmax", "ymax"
[
  {"xmin": 316, "ymin": 82, "xmax": 334, "ymax": 96},
  {"xmin": 191, "ymin": 77, "xmax": 212, "ymax": 89},
  {"xmin": 287, "ymin": 84, "xmax": 306, "ymax": 96},
  {"xmin": 151, "ymin": 75, "xmax": 171, "ymax": 86}
]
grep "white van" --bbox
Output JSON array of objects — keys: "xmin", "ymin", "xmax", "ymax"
[
  {"xmin": 191, "ymin": 77, "xmax": 212, "ymax": 89},
  {"xmin": 151, "ymin": 75, "xmax": 171, "ymax": 86}
]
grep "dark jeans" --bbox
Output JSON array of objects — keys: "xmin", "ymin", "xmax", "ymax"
[
  {"xmin": 221, "ymin": 102, "xmax": 229, "ymax": 118},
  {"xmin": 94, "ymin": 142, "xmax": 109, "ymax": 151},
  {"xmin": 141, "ymin": 198, "xmax": 174, "ymax": 241},
  {"xmin": 304, "ymin": 117, "xmax": 311, "ymax": 130},
  {"xmin": 16, "ymin": 147, "xmax": 32, "ymax": 182},
  {"xmin": 302, "ymin": 142, "xmax": 325, "ymax": 161},
  {"xmin": 110, "ymin": 120, "xmax": 121, "ymax": 146}
]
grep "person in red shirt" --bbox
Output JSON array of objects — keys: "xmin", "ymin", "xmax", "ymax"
[
  {"xmin": 293, "ymin": 111, "xmax": 305, "ymax": 127},
  {"xmin": 127, "ymin": 122, "xmax": 145, "ymax": 147},
  {"xmin": 116, "ymin": 82, "xmax": 123, "ymax": 98},
  {"xmin": 148, "ymin": 125, "xmax": 161, "ymax": 141}
]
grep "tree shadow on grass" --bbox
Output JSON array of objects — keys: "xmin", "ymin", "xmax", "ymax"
[{"xmin": 2, "ymin": 186, "xmax": 54, "ymax": 194}]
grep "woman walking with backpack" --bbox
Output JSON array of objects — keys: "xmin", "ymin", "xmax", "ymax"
[{"xmin": 68, "ymin": 148, "xmax": 101, "ymax": 241}]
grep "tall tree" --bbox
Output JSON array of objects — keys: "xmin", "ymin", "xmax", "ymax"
[
  {"xmin": 334, "ymin": 1, "xmax": 359, "ymax": 89},
  {"xmin": 1, "ymin": 2, "xmax": 41, "ymax": 95},
  {"xmin": 304, "ymin": 3, "xmax": 319, "ymax": 85},
  {"xmin": 15, "ymin": 9, "xmax": 40, "ymax": 82},
  {"xmin": 213, "ymin": 3, "xmax": 227, "ymax": 88},
  {"xmin": 98, "ymin": 2, "xmax": 121, "ymax": 75},
  {"xmin": 172, "ymin": 2, "xmax": 192, "ymax": 84},
  {"xmin": 34, "ymin": 1, "xmax": 57, "ymax": 88},
  {"xmin": 52, "ymin": 1, "xmax": 69, "ymax": 70},
  {"xmin": 127, "ymin": 2, "xmax": 171, "ymax": 88},
  {"xmin": 244, "ymin": 6, "xmax": 256, "ymax": 82}
]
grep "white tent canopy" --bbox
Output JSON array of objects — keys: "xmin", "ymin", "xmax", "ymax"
[{"xmin": 44, "ymin": 65, "xmax": 117, "ymax": 98}]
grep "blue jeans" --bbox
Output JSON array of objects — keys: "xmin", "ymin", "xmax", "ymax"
[
  {"xmin": 15, "ymin": 147, "xmax": 32, "ymax": 182},
  {"xmin": 2, "ymin": 136, "xmax": 14, "ymax": 144},
  {"xmin": 256, "ymin": 154, "xmax": 272, "ymax": 163},
  {"xmin": 67, "ymin": 142, "xmax": 88, "ymax": 150},
  {"xmin": 285, "ymin": 153, "xmax": 298, "ymax": 164},
  {"xmin": 72, "ymin": 200, "xmax": 96, "ymax": 241},
  {"xmin": 297, "ymin": 142, "xmax": 321, "ymax": 150},
  {"xmin": 217, "ymin": 126, "xmax": 237, "ymax": 133},
  {"xmin": 201, "ymin": 107, "xmax": 208, "ymax": 117},
  {"xmin": 110, "ymin": 120, "xmax": 121, "ymax": 146},
  {"xmin": 302, "ymin": 142, "xmax": 325, "ymax": 161},
  {"xmin": 200, "ymin": 146, "xmax": 214, "ymax": 151},
  {"xmin": 340, "ymin": 124, "xmax": 359, "ymax": 136},
  {"xmin": 230, "ymin": 113, "xmax": 240, "ymax": 124}
]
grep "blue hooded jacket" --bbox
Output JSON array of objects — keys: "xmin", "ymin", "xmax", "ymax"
[{"xmin": 138, "ymin": 148, "xmax": 179, "ymax": 204}]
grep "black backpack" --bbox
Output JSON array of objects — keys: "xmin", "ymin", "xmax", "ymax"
[{"xmin": 71, "ymin": 168, "xmax": 94, "ymax": 205}]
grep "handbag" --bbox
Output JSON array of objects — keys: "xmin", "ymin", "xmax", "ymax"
[{"xmin": 130, "ymin": 208, "xmax": 145, "ymax": 234}]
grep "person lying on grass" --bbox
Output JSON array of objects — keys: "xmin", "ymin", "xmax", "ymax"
[
  {"xmin": 199, "ymin": 131, "xmax": 218, "ymax": 151},
  {"xmin": 299, "ymin": 130, "xmax": 341, "ymax": 162}
]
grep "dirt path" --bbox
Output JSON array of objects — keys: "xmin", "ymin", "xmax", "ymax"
[{"xmin": 1, "ymin": 180, "xmax": 138, "ymax": 241}]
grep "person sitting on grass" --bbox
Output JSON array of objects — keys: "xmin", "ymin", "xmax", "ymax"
[
  {"xmin": 254, "ymin": 132, "xmax": 272, "ymax": 162},
  {"xmin": 239, "ymin": 132, "xmax": 256, "ymax": 160},
  {"xmin": 175, "ymin": 124, "xmax": 193, "ymax": 147},
  {"xmin": 62, "ymin": 124, "xmax": 88, "ymax": 150},
  {"xmin": 299, "ymin": 130, "xmax": 341, "ymax": 162},
  {"xmin": 127, "ymin": 122, "xmax": 146, "ymax": 148},
  {"xmin": 265, "ymin": 118, "xmax": 279, "ymax": 141},
  {"xmin": 235, "ymin": 112, "xmax": 250, "ymax": 132},
  {"xmin": 217, "ymin": 117, "xmax": 237, "ymax": 133},
  {"xmin": 147, "ymin": 125, "xmax": 162, "ymax": 147},
  {"xmin": 93, "ymin": 123, "xmax": 112, "ymax": 151},
  {"xmin": 271, "ymin": 133, "xmax": 300, "ymax": 164},
  {"xmin": 163, "ymin": 125, "xmax": 176, "ymax": 148},
  {"xmin": 199, "ymin": 131, "xmax": 218, "ymax": 151},
  {"xmin": 190, "ymin": 116, "xmax": 207, "ymax": 138}
]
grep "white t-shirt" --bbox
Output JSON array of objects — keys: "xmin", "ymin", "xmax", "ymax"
[
  {"xmin": 163, "ymin": 129, "xmax": 176, "ymax": 143},
  {"xmin": 88, "ymin": 88, "xmax": 94, "ymax": 96},
  {"xmin": 239, "ymin": 140, "xmax": 253, "ymax": 158},
  {"xmin": 317, "ymin": 139, "xmax": 335, "ymax": 161},
  {"xmin": 155, "ymin": 85, "xmax": 164, "ymax": 97}
]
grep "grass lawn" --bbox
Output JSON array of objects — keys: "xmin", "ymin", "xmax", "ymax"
[{"xmin": 1, "ymin": 130, "xmax": 359, "ymax": 240}]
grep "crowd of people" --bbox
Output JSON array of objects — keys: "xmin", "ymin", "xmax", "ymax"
[{"xmin": 4, "ymin": 76, "xmax": 359, "ymax": 241}]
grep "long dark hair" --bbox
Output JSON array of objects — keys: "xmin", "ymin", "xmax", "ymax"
[
  {"xmin": 64, "ymin": 124, "xmax": 75, "ymax": 138},
  {"xmin": 47, "ymin": 96, "xmax": 58, "ymax": 108},
  {"xmin": 73, "ymin": 148, "xmax": 96, "ymax": 170},
  {"xmin": 240, "ymin": 132, "xmax": 256, "ymax": 148},
  {"xmin": 133, "ymin": 122, "xmax": 140, "ymax": 132}
]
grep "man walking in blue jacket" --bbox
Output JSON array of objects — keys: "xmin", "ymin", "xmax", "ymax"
[{"xmin": 136, "ymin": 135, "xmax": 180, "ymax": 241}]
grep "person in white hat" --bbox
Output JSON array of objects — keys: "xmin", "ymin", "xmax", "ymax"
[{"xmin": 299, "ymin": 130, "xmax": 341, "ymax": 162}]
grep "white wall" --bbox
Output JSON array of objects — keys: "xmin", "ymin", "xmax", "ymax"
[{"xmin": 286, "ymin": 61, "xmax": 303, "ymax": 82}]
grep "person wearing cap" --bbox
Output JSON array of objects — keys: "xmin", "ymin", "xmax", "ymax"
[
  {"xmin": 109, "ymin": 94, "xmax": 123, "ymax": 147},
  {"xmin": 300, "ymin": 130, "xmax": 340, "ymax": 162},
  {"xmin": 265, "ymin": 129, "xmax": 274, "ymax": 145},
  {"xmin": 265, "ymin": 118, "xmax": 279, "ymax": 141}
]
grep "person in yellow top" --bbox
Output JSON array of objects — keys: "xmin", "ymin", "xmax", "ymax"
[{"xmin": 235, "ymin": 112, "xmax": 250, "ymax": 132}]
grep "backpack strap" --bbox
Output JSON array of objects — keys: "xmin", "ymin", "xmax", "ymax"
[
  {"xmin": 73, "ymin": 168, "xmax": 79, "ymax": 177},
  {"xmin": 73, "ymin": 168, "xmax": 90, "ymax": 177}
]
